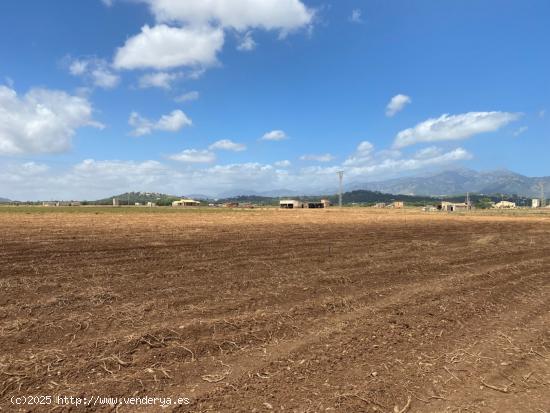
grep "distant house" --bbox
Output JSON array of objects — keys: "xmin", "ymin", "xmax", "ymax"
[
  {"xmin": 391, "ymin": 201, "xmax": 404, "ymax": 209},
  {"xmin": 280, "ymin": 200, "xmax": 304, "ymax": 209},
  {"xmin": 373, "ymin": 203, "xmax": 386, "ymax": 208},
  {"xmin": 493, "ymin": 201, "xmax": 516, "ymax": 209},
  {"xmin": 146, "ymin": 202, "xmax": 156, "ymax": 207},
  {"xmin": 532, "ymin": 199, "xmax": 541, "ymax": 208},
  {"xmin": 280, "ymin": 199, "xmax": 330, "ymax": 209},
  {"xmin": 306, "ymin": 199, "xmax": 330, "ymax": 208},
  {"xmin": 172, "ymin": 199, "xmax": 201, "ymax": 207},
  {"xmin": 438, "ymin": 202, "xmax": 469, "ymax": 212}
]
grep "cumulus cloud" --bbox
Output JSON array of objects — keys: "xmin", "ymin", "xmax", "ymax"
[
  {"xmin": 114, "ymin": 25, "xmax": 225, "ymax": 70},
  {"xmin": 0, "ymin": 159, "xmax": 180, "ymax": 201},
  {"xmin": 413, "ymin": 146, "xmax": 443, "ymax": 159},
  {"xmin": 138, "ymin": 72, "xmax": 183, "ymax": 89},
  {"xmin": 237, "ymin": 32, "xmax": 257, "ymax": 51},
  {"xmin": 343, "ymin": 141, "xmax": 374, "ymax": 166},
  {"xmin": 168, "ymin": 149, "xmax": 216, "ymax": 163},
  {"xmin": 274, "ymin": 160, "xmax": 291, "ymax": 168},
  {"xmin": 344, "ymin": 147, "xmax": 472, "ymax": 177},
  {"xmin": 67, "ymin": 57, "xmax": 120, "ymax": 89},
  {"xmin": 129, "ymin": 109, "xmax": 192, "ymax": 136},
  {"xmin": 113, "ymin": 1, "xmax": 312, "ymax": 73},
  {"xmin": 300, "ymin": 153, "xmax": 335, "ymax": 162},
  {"xmin": 386, "ymin": 94, "xmax": 411, "ymax": 117},
  {"xmin": 349, "ymin": 9, "xmax": 362, "ymax": 23},
  {"xmin": 1, "ymin": 143, "xmax": 473, "ymax": 201},
  {"xmin": 0, "ymin": 85, "xmax": 101, "ymax": 155},
  {"xmin": 175, "ymin": 91, "xmax": 200, "ymax": 103},
  {"xmin": 209, "ymin": 139, "xmax": 246, "ymax": 152},
  {"xmin": 393, "ymin": 111, "xmax": 521, "ymax": 148},
  {"xmin": 145, "ymin": 0, "xmax": 313, "ymax": 32},
  {"xmin": 260, "ymin": 130, "xmax": 288, "ymax": 141}
]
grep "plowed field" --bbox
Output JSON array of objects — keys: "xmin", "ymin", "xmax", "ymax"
[{"xmin": 1, "ymin": 208, "xmax": 549, "ymax": 412}]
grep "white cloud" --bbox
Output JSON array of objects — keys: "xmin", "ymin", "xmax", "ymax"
[
  {"xmin": 344, "ymin": 147, "xmax": 472, "ymax": 177},
  {"xmin": 513, "ymin": 126, "xmax": 528, "ymax": 137},
  {"xmin": 138, "ymin": 71, "xmax": 182, "ymax": 89},
  {"xmin": 386, "ymin": 94, "xmax": 411, "ymax": 117},
  {"xmin": 538, "ymin": 109, "xmax": 546, "ymax": 119},
  {"xmin": 349, "ymin": 9, "xmax": 362, "ymax": 23},
  {"xmin": 300, "ymin": 153, "xmax": 335, "ymax": 162},
  {"xmin": 67, "ymin": 57, "xmax": 120, "ymax": 89},
  {"xmin": 168, "ymin": 149, "xmax": 216, "ymax": 163},
  {"xmin": 209, "ymin": 139, "xmax": 246, "ymax": 152},
  {"xmin": 393, "ymin": 111, "xmax": 521, "ymax": 148},
  {"xmin": 274, "ymin": 160, "xmax": 291, "ymax": 167},
  {"xmin": 237, "ymin": 31, "xmax": 257, "ymax": 51},
  {"xmin": 175, "ymin": 91, "xmax": 200, "ymax": 103},
  {"xmin": 113, "ymin": 1, "xmax": 312, "ymax": 74},
  {"xmin": 101, "ymin": 0, "xmax": 113, "ymax": 7},
  {"xmin": 343, "ymin": 140, "xmax": 374, "ymax": 166},
  {"xmin": 20, "ymin": 162, "xmax": 50, "ymax": 175},
  {"xmin": 114, "ymin": 25, "xmax": 225, "ymax": 70},
  {"xmin": 413, "ymin": 146, "xmax": 443, "ymax": 159},
  {"xmin": 129, "ymin": 109, "xmax": 192, "ymax": 136},
  {"xmin": 1, "ymin": 145, "xmax": 473, "ymax": 201},
  {"xmin": 261, "ymin": 130, "xmax": 288, "ymax": 141},
  {"xmin": 145, "ymin": 0, "xmax": 313, "ymax": 32},
  {"xmin": 0, "ymin": 85, "xmax": 101, "ymax": 155}
]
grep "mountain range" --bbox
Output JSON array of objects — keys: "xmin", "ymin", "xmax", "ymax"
[
  {"xmin": 3, "ymin": 169, "xmax": 548, "ymax": 203},
  {"xmin": 351, "ymin": 169, "xmax": 550, "ymax": 197}
]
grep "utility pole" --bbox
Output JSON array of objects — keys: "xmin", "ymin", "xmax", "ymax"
[
  {"xmin": 337, "ymin": 171, "xmax": 344, "ymax": 208},
  {"xmin": 540, "ymin": 182, "xmax": 546, "ymax": 208},
  {"xmin": 466, "ymin": 192, "xmax": 470, "ymax": 210}
]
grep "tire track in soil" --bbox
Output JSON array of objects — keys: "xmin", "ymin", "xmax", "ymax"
[
  {"xmin": 186, "ymin": 264, "xmax": 550, "ymax": 412},
  {"xmin": 168, "ymin": 256, "xmax": 550, "ymax": 412}
]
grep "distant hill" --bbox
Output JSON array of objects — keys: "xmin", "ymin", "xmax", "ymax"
[
  {"xmin": 92, "ymin": 192, "xmax": 181, "ymax": 206},
  {"xmin": 0, "ymin": 197, "xmax": 11, "ymax": 203},
  {"xmin": 352, "ymin": 169, "xmax": 550, "ymax": 197},
  {"xmin": 217, "ymin": 188, "xmax": 306, "ymax": 198},
  {"xmin": 218, "ymin": 190, "xmax": 526, "ymax": 207},
  {"xmin": 219, "ymin": 190, "xmax": 436, "ymax": 206}
]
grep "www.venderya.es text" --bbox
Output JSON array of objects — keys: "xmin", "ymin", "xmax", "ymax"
[{"xmin": 11, "ymin": 395, "xmax": 191, "ymax": 407}]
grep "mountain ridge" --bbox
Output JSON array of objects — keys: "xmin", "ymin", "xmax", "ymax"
[{"xmin": 350, "ymin": 169, "xmax": 549, "ymax": 197}]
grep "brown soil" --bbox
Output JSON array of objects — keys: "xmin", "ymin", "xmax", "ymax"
[{"xmin": 1, "ymin": 209, "xmax": 549, "ymax": 412}]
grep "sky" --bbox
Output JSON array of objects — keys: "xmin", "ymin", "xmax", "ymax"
[{"xmin": 0, "ymin": 0, "xmax": 548, "ymax": 200}]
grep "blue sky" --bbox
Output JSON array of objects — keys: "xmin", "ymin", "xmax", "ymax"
[{"xmin": 0, "ymin": 0, "xmax": 548, "ymax": 200}]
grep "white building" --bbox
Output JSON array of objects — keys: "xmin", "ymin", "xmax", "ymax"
[
  {"xmin": 280, "ymin": 200, "xmax": 304, "ymax": 209},
  {"xmin": 532, "ymin": 198, "xmax": 541, "ymax": 208},
  {"xmin": 172, "ymin": 199, "xmax": 201, "ymax": 207},
  {"xmin": 438, "ymin": 202, "xmax": 470, "ymax": 212},
  {"xmin": 493, "ymin": 201, "xmax": 516, "ymax": 209}
]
